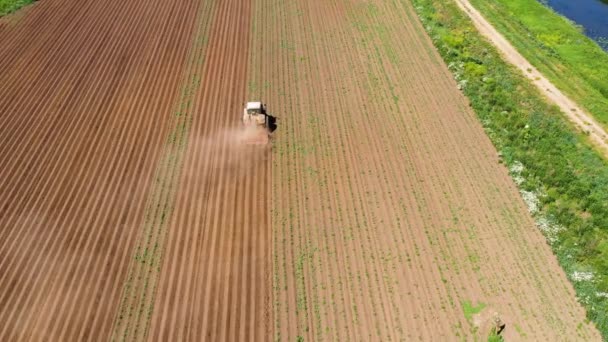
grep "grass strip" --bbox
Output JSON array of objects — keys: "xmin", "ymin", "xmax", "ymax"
[
  {"xmin": 467, "ymin": 0, "xmax": 608, "ymax": 127},
  {"xmin": 411, "ymin": 0, "xmax": 608, "ymax": 337},
  {"xmin": 0, "ymin": 0, "xmax": 33, "ymax": 17}
]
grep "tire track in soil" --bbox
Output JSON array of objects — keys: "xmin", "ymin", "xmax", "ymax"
[
  {"xmin": 0, "ymin": 0, "xmax": 204, "ymax": 340},
  {"xmin": 146, "ymin": 0, "xmax": 270, "ymax": 340},
  {"xmin": 247, "ymin": 0, "xmax": 297, "ymax": 337}
]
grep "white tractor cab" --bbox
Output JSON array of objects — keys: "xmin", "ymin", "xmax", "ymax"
[
  {"xmin": 241, "ymin": 101, "xmax": 270, "ymax": 145},
  {"xmin": 242, "ymin": 101, "xmax": 268, "ymax": 128}
]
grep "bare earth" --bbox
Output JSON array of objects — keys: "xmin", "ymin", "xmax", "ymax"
[
  {"xmin": 0, "ymin": 0, "xmax": 203, "ymax": 340},
  {"xmin": 1, "ymin": 0, "xmax": 272, "ymax": 340},
  {"xmin": 249, "ymin": 0, "xmax": 601, "ymax": 340},
  {"xmin": 455, "ymin": 0, "xmax": 608, "ymax": 154},
  {"xmin": 0, "ymin": 0, "xmax": 601, "ymax": 341},
  {"xmin": 145, "ymin": 0, "xmax": 271, "ymax": 340}
]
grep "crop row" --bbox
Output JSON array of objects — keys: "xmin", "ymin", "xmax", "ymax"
[{"xmin": 110, "ymin": 1, "xmax": 215, "ymax": 339}]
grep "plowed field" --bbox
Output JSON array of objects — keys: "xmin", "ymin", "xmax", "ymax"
[
  {"xmin": 248, "ymin": 0, "xmax": 600, "ymax": 341},
  {"xmin": 0, "ymin": 0, "xmax": 209, "ymax": 340},
  {"xmin": 0, "ymin": 0, "xmax": 600, "ymax": 341}
]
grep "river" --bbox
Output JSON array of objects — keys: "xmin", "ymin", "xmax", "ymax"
[{"xmin": 542, "ymin": 0, "xmax": 608, "ymax": 50}]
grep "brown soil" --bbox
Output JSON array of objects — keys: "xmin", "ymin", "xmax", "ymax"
[
  {"xmin": 144, "ymin": 0, "xmax": 272, "ymax": 340},
  {"xmin": 0, "ymin": 0, "xmax": 204, "ymax": 340},
  {"xmin": 1, "ymin": 0, "xmax": 271, "ymax": 340},
  {"xmin": 0, "ymin": 2, "xmax": 37, "ymax": 31},
  {"xmin": 249, "ymin": 0, "xmax": 601, "ymax": 340},
  {"xmin": 0, "ymin": 0, "xmax": 601, "ymax": 340}
]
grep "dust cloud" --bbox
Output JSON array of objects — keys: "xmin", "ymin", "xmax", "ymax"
[{"xmin": 176, "ymin": 124, "xmax": 271, "ymax": 194}]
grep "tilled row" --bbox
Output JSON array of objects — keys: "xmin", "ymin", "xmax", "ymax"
[
  {"xmin": 109, "ymin": 0, "xmax": 218, "ymax": 339},
  {"xmin": 0, "ymin": 0, "xmax": 205, "ymax": 340},
  {"xmin": 145, "ymin": 0, "xmax": 272, "ymax": 339},
  {"xmin": 254, "ymin": 0, "xmax": 598, "ymax": 340}
]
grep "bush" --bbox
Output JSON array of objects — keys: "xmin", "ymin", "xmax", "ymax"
[{"xmin": 0, "ymin": 0, "xmax": 35, "ymax": 17}]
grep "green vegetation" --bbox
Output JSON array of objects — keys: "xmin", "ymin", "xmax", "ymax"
[
  {"xmin": 468, "ymin": 0, "xmax": 608, "ymax": 127},
  {"xmin": 411, "ymin": 0, "xmax": 608, "ymax": 338},
  {"xmin": 487, "ymin": 331, "xmax": 504, "ymax": 342},
  {"xmin": 0, "ymin": 0, "xmax": 34, "ymax": 17},
  {"xmin": 462, "ymin": 300, "xmax": 486, "ymax": 321}
]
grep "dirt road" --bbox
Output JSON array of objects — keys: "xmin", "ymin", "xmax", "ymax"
[{"xmin": 455, "ymin": 0, "xmax": 608, "ymax": 154}]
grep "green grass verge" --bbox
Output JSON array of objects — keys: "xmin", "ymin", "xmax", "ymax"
[
  {"xmin": 467, "ymin": 0, "xmax": 608, "ymax": 127},
  {"xmin": 410, "ymin": 0, "xmax": 608, "ymax": 338},
  {"xmin": 0, "ymin": 0, "xmax": 34, "ymax": 17}
]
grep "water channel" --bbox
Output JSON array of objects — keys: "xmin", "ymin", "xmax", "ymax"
[{"xmin": 542, "ymin": 0, "xmax": 608, "ymax": 50}]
